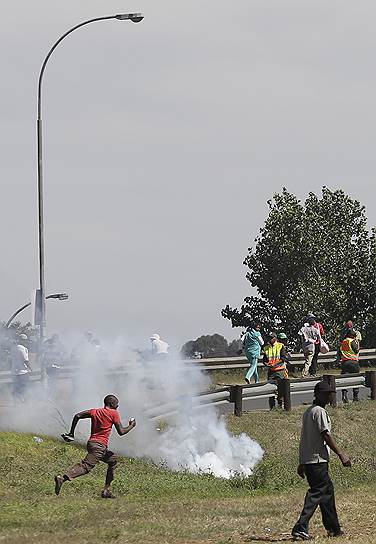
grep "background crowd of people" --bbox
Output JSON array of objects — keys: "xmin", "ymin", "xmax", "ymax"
[
  {"xmin": 242, "ymin": 313, "xmax": 363, "ymax": 408},
  {"xmin": 2, "ymin": 329, "xmax": 171, "ymax": 404}
]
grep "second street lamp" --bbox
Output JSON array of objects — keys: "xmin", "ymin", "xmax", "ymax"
[{"xmin": 36, "ymin": 13, "xmax": 144, "ymax": 344}]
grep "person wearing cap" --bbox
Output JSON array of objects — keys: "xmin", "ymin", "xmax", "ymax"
[
  {"xmin": 340, "ymin": 329, "xmax": 360, "ymax": 403},
  {"xmin": 150, "ymin": 333, "xmax": 169, "ymax": 360},
  {"xmin": 339, "ymin": 320, "xmax": 362, "ymax": 344},
  {"xmin": 278, "ymin": 332, "xmax": 297, "ymax": 378},
  {"xmin": 291, "ymin": 381, "xmax": 351, "ymax": 540},
  {"xmin": 262, "ymin": 332, "xmax": 288, "ymax": 409},
  {"xmin": 243, "ymin": 322, "xmax": 264, "ymax": 384},
  {"xmin": 11, "ymin": 334, "xmax": 32, "ymax": 403},
  {"xmin": 298, "ymin": 315, "xmax": 321, "ymax": 378}
]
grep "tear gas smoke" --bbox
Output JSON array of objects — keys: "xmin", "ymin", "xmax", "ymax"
[{"xmin": 0, "ymin": 334, "xmax": 263, "ymax": 479}]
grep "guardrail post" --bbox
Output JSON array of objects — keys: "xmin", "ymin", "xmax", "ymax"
[
  {"xmin": 365, "ymin": 370, "xmax": 376, "ymax": 400},
  {"xmin": 230, "ymin": 385, "xmax": 243, "ymax": 417},
  {"xmin": 323, "ymin": 374, "xmax": 337, "ymax": 408},
  {"xmin": 281, "ymin": 378, "xmax": 291, "ymax": 411}
]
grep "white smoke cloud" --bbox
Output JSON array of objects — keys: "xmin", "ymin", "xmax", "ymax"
[{"xmin": 0, "ymin": 334, "xmax": 263, "ymax": 479}]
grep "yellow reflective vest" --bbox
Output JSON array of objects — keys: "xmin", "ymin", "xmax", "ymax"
[
  {"xmin": 340, "ymin": 337, "xmax": 359, "ymax": 362},
  {"xmin": 263, "ymin": 341, "xmax": 287, "ymax": 372}
]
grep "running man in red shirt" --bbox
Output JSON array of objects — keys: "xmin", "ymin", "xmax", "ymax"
[{"xmin": 54, "ymin": 394, "xmax": 136, "ymax": 498}]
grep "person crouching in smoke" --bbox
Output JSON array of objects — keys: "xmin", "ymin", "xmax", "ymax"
[{"xmin": 54, "ymin": 394, "xmax": 136, "ymax": 498}]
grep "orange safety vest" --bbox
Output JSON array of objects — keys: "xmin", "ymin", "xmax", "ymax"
[
  {"xmin": 340, "ymin": 337, "xmax": 359, "ymax": 362},
  {"xmin": 263, "ymin": 342, "xmax": 286, "ymax": 372}
]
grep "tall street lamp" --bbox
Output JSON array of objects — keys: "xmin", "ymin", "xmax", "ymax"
[{"xmin": 36, "ymin": 13, "xmax": 144, "ymax": 343}]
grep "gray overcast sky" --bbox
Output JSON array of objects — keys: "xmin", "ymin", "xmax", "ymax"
[{"xmin": 1, "ymin": 1, "xmax": 376, "ymax": 347}]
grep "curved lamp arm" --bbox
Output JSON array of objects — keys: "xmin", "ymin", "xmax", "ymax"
[
  {"xmin": 37, "ymin": 13, "xmax": 143, "ymax": 118},
  {"xmin": 38, "ymin": 16, "xmax": 114, "ymax": 119},
  {"xmin": 5, "ymin": 294, "xmax": 69, "ymax": 329}
]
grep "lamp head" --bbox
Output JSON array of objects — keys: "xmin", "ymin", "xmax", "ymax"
[
  {"xmin": 115, "ymin": 13, "xmax": 144, "ymax": 23},
  {"xmin": 47, "ymin": 293, "xmax": 69, "ymax": 301}
]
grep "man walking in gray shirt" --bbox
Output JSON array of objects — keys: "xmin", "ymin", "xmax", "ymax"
[
  {"xmin": 298, "ymin": 317, "xmax": 320, "ymax": 378},
  {"xmin": 292, "ymin": 381, "xmax": 351, "ymax": 540}
]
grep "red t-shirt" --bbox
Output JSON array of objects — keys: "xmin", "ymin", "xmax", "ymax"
[{"xmin": 89, "ymin": 407, "xmax": 121, "ymax": 446}]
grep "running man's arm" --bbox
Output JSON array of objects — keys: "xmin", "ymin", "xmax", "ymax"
[
  {"xmin": 114, "ymin": 418, "xmax": 136, "ymax": 436},
  {"xmin": 322, "ymin": 431, "xmax": 351, "ymax": 467},
  {"xmin": 67, "ymin": 410, "xmax": 91, "ymax": 438}
]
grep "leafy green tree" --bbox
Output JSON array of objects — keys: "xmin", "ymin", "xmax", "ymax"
[
  {"xmin": 362, "ymin": 228, "xmax": 376, "ymax": 346},
  {"xmin": 222, "ymin": 187, "xmax": 375, "ymax": 347},
  {"xmin": 227, "ymin": 338, "xmax": 243, "ymax": 356},
  {"xmin": 181, "ymin": 334, "xmax": 231, "ymax": 359}
]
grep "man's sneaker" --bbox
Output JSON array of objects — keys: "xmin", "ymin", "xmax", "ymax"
[
  {"xmin": 292, "ymin": 530, "xmax": 312, "ymax": 540},
  {"xmin": 327, "ymin": 529, "xmax": 345, "ymax": 537},
  {"xmin": 101, "ymin": 490, "xmax": 116, "ymax": 499},
  {"xmin": 54, "ymin": 475, "xmax": 64, "ymax": 496},
  {"xmin": 61, "ymin": 433, "xmax": 74, "ymax": 443}
]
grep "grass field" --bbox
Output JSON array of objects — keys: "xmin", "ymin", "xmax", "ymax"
[{"xmin": 1, "ymin": 401, "xmax": 376, "ymax": 544}]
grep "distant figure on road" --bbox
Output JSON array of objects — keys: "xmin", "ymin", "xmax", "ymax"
[
  {"xmin": 43, "ymin": 333, "xmax": 67, "ymax": 371},
  {"xmin": 340, "ymin": 329, "xmax": 360, "ymax": 403},
  {"xmin": 277, "ymin": 332, "xmax": 297, "ymax": 378},
  {"xmin": 292, "ymin": 381, "xmax": 351, "ymax": 540},
  {"xmin": 306, "ymin": 314, "xmax": 325, "ymax": 377},
  {"xmin": 150, "ymin": 333, "xmax": 169, "ymax": 360},
  {"xmin": 11, "ymin": 334, "xmax": 32, "ymax": 403},
  {"xmin": 298, "ymin": 316, "xmax": 320, "ymax": 378},
  {"xmin": 54, "ymin": 394, "xmax": 136, "ymax": 499},
  {"xmin": 262, "ymin": 332, "xmax": 288, "ymax": 410},
  {"xmin": 42, "ymin": 334, "xmax": 67, "ymax": 397},
  {"xmin": 337, "ymin": 320, "xmax": 361, "ymax": 364},
  {"xmin": 243, "ymin": 322, "xmax": 263, "ymax": 384}
]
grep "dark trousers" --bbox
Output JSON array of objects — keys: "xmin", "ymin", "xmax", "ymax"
[
  {"xmin": 293, "ymin": 463, "xmax": 341, "ymax": 535},
  {"xmin": 268, "ymin": 371, "xmax": 284, "ymax": 409},
  {"xmin": 341, "ymin": 361, "xmax": 360, "ymax": 401},
  {"xmin": 65, "ymin": 441, "xmax": 118, "ymax": 486},
  {"xmin": 309, "ymin": 343, "xmax": 321, "ymax": 376}
]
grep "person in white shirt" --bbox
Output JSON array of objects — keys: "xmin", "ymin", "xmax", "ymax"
[
  {"xmin": 11, "ymin": 334, "xmax": 32, "ymax": 402},
  {"xmin": 298, "ymin": 316, "xmax": 320, "ymax": 378},
  {"xmin": 150, "ymin": 333, "xmax": 169, "ymax": 360}
]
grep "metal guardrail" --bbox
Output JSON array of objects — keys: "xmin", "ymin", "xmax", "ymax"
[
  {"xmin": 145, "ymin": 372, "xmax": 376, "ymax": 419},
  {"xmin": 191, "ymin": 349, "xmax": 376, "ymax": 371},
  {"xmin": 1, "ymin": 348, "xmax": 375, "ymax": 383},
  {"xmin": 1, "ymin": 355, "xmax": 376, "ymax": 419},
  {"xmin": 0, "ymin": 367, "xmax": 375, "ymax": 418}
]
